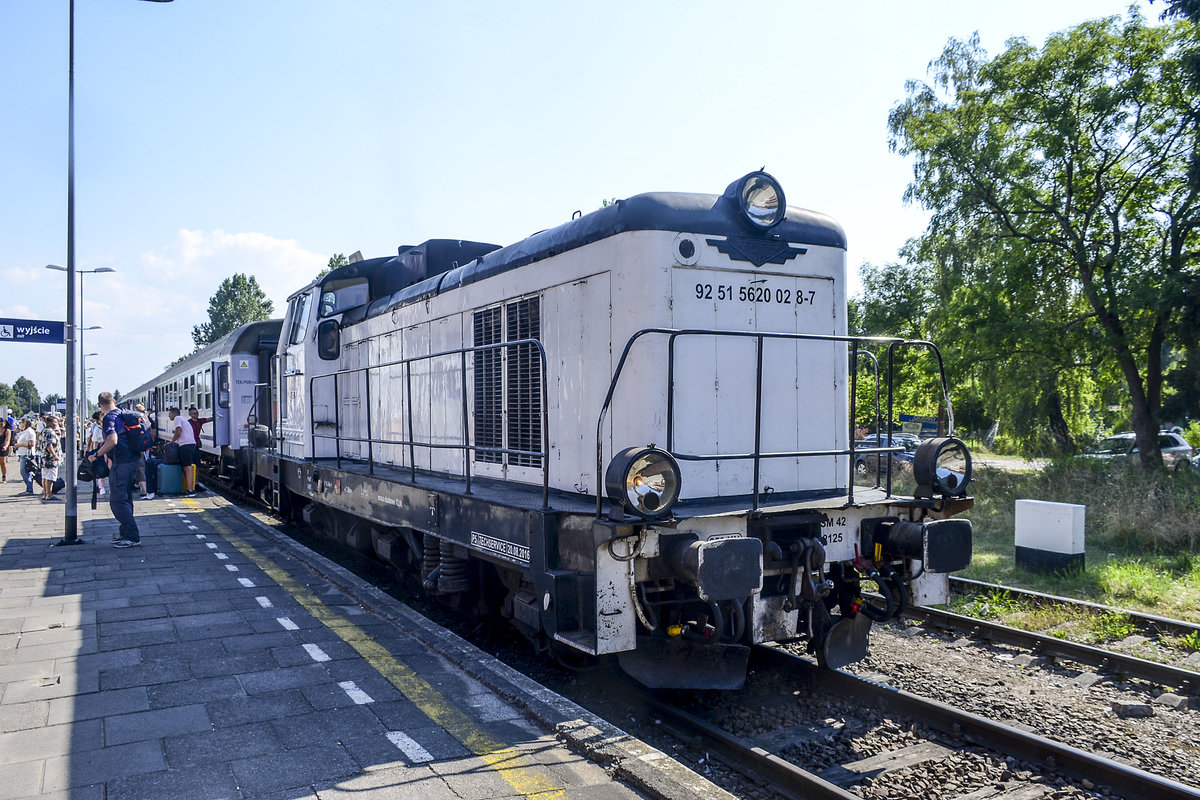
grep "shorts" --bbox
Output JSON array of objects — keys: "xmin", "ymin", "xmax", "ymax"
[
  {"xmin": 0, "ymin": 447, "xmax": 9, "ymax": 457},
  {"xmin": 179, "ymin": 444, "xmax": 200, "ymax": 467},
  {"xmin": 42, "ymin": 465, "xmax": 59, "ymax": 483},
  {"xmin": 134, "ymin": 458, "xmax": 146, "ymax": 483}
]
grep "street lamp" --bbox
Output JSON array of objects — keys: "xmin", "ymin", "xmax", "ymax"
[
  {"xmin": 54, "ymin": 0, "xmax": 174, "ymax": 546},
  {"xmin": 81, "ymin": 353, "xmax": 97, "ymax": 448},
  {"xmin": 47, "ymin": 264, "xmax": 110, "ymax": 456}
]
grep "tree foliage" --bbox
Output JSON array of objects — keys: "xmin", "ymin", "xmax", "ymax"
[
  {"xmin": 314, "ymin": 252, "xmax": 348, "ymax": 283},
  {"xmin": 12, "ymin": 376, "xmax": 39, "ymax": 414},
  {"xmin": 191, "ymin": 273, "xmax": 274, "ymax": 350},
  {"xmin": 0, "ymin": 383, "xmax": 16, "ymax": 413},
  {"xmin": 888, "ymin": 12, "xmax": 1200, "ymax": 466}
]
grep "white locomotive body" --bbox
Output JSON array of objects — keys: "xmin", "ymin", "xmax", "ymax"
[{"xmin": 137, "ymin": 173, "xmax": 974, "ymax": 689}]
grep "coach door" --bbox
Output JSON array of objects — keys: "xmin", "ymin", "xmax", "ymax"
[{"xmin": 212, "ymin": 361, "xmax": 232, "ymax": 447}]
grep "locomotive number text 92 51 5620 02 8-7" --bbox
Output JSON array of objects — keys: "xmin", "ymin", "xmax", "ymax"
[{"xmin": 694, "ymin": 282, "xmax": 817, "ymax": 305}]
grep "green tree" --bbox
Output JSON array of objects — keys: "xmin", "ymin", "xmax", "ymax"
[
  {"xmin": 314, "ymin": 252, "xmax": 348, "ymax": 283},
  {"xmin": 12, "ymin": 376, "xmax": 39, "ymax": 415},
  {"xmin": 888, "ymin": 12, "xmax": 1200, "ymax": 467},
  {"xmin": 0, "ymin": 382, "xmax": 16, "ymax": 414},
  {"xmin": 191, "ymin": 273, "xmax": 274, "ymax": 349}
]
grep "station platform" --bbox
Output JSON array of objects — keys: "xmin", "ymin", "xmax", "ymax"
[{"xmin": 0, "ymin": 476, "xmax": 734, "ymax": 800}]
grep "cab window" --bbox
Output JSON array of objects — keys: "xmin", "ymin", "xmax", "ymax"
[
  {"xmin": 319, "ymin": 278, "xmax": 369, "ymax": 318},
  {"xmin": 289, "ymin": 292, "xmax": 313, "ymax": 344}
]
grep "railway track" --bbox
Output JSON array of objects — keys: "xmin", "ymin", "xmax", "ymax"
[
  {"xmin": 949, "ymin": 576, "xmax": 1200, "ymax": 641},
  {"xmin": 633, "ymin": 646, "xmax": 1200, "ymax": 800}
]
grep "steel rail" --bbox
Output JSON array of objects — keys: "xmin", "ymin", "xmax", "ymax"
[
  {"xmin": 757, "ymin": 645, "xmax": 1200, "ymax": 800},
  {"xmin": 949, "ymin": 576, "xmax": 1200, "ymax": 639},
  {"xmin": 905, "ymin": 604, "xmax": 1200, "ymax": 690},
  {"xmin": 613, "ymin": 677, "xmax": 859, "ymax": 800}
]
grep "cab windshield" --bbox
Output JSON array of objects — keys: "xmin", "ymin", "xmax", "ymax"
[{"xmin": 319, "ymin": 278, "xmax": 369, "ymax": 317}]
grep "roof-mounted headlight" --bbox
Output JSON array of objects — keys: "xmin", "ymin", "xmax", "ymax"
[
  {"xmin": 605, "ymin": 446, "xmax": 682, "ymax": 519},
  {"xmin": 913, "ymin": 437, "xmax": 972, "ymax": 498},
  {"xmin": 727, "ymin": 171, "xmax": 786, "ymax": 230}
]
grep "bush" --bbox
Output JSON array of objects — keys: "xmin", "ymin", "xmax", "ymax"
[{"xmin": 970, "ymin": 459, "xmax": 1200, "ymax": 554}]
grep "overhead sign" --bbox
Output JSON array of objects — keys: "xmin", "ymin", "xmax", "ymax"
[{"xmin": 0, "ymin": 318, "xmax": 65, "ymax": 344}]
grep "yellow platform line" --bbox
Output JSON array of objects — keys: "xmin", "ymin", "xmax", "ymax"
[{"xmin": 191, "ymin": 502, "xmax": 566, "ymax": 799}]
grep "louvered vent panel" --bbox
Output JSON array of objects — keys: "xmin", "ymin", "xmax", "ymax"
[
  {"xmin": 506, "ymin": 298, "xmax": 542, "ymax": 468},
  {"xmin": 472, "ymin": 308, "xmax": 503, "ymax": 464}
]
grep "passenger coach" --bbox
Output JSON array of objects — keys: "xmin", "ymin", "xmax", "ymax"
[{"xmin": 123, "ymin": 319, "xmax": 281, "ymax": 468}]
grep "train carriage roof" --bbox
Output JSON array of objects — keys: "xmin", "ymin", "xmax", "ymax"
[{"xmin": 122, "ymin": 319, "xmax": 283, "ymax": 400}]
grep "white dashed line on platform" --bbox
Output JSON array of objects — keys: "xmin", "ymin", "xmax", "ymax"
[
  {"xmin": 256, "ymin": 596, "xmax": 273, "ymax": 608},
  {"xmin": 338, "ymin": 680, "xmax": 374, "ymax": 705},
  {"xmin": 277, "ymin": 617, "xmax": 299, "ymax": 631},
  {"xmin": 237, "ymin": 578, "xmax": 255, "ymax": 588},
  {"xmin": 387, "ymin": 731, "xmax": 433, "ymax": 763},
  {"xmin": 303, "ymin": 643, "xmax": 330, "ymax": 662}
]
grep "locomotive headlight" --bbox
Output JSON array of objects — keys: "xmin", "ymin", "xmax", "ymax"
[
  {"xmin": 913, "ymin": 437, "xmax": 973, "ymax": 497},
  {"xmin": 606, "ymin": 446, "xmax": 682, "ymax": 519},
  {"xmin": 735, "ymin": 171, "xmax": 786, "ymax": 230}
]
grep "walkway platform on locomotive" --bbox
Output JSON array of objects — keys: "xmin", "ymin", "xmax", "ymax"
[{"xmin": 0, "ymin": 477, "xmax": 731, "ymax": 800}]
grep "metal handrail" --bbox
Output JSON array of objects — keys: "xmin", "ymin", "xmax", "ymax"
[
  {"xmin": 306, "ymin": 337, "xmax": 551, "ymax": 508},
  {"xmin": 595, "ymin": 327, "xmax": 950, "ymax": 517}
]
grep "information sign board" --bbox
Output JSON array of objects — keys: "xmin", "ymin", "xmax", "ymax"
[{"xmin": 0, "ymin": 318, "xmax": 66, "ymax": 344}]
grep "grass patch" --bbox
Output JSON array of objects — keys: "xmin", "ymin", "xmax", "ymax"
[{"xmin": 957, "ymin": 461, "xmax": 1200, "ymax": 623}]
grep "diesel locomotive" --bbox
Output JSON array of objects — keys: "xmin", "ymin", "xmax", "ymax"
[{"xmin": 127, "ymin": 172, "xmax": 973, "ymax": 689}]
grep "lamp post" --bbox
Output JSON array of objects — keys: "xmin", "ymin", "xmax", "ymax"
[
  {"xmin": 47, "ymin": 265, "xmax": 108, "ymax": 467},
  {"xmin": 53, "ymin": 0, "xmax": 173, "ymax": 546},
  {"xmin": 81, "ymin": 354, "xmax": 97, "ymax": 451}
]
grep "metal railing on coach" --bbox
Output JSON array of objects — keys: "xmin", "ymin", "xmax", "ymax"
[{"xmin": 307, "ymin": 337, "xmax": 552, "ymax": 509}]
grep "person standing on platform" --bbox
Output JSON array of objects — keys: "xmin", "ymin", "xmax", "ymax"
[
  {"xmin": 87, "ymin": 410, "xmax": 108, "ymax": 496},
  {"xmin": 15, "ymin": 419, "xmax": 36, "ymax": 494},
  {"xmin": 133, "ymin": 403, "xmax": 153, "ymax": 500},
  {"xmin": 170, "ymin": 406, "xmax": 199, "ymax": 496},
  {"xmin": 38, "ymin": 417, "xmax": 62, "ymax": 502},
  {"xmin": 0, "ymin": 419, "xmax": 11, "ymax": 483},
  {"xmin": 90, "ymin": 392, "xmax": 141, "ymax": 548},
  {"xmin": 186, "ymin": 406, "xmax": 209, "ymax": 494}
]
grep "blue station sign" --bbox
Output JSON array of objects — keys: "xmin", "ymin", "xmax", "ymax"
[{"xmin": 0, "ymin": 318, "xmax": 66, "ymax": 344}]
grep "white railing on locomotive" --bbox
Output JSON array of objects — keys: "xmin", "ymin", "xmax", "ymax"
[
  {"xmin": 594, "ymin": 327, "xmax": 955, "ymax": 517},
  {"xmin": 306, "ymin": 337, "xmax": 551, "ymax": 508},
  {"xmin": 854, "ymin": 347, "xmax": 907, "ymax": 496}
]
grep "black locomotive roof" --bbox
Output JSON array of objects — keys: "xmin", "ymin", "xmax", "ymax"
[{"xmin": 354, "ymin": 186, "xmax": 847, "ymax": 321}]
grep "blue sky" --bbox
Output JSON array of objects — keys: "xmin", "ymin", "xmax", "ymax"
[{"xmin": 1, "ymin": 0, "xmax": 1151, "ymax": 402}]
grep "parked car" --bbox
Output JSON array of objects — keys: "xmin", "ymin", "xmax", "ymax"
[
  {"xmin": 853, "ymin": 432, "xmax": 920, "ymax": 476},
  {"xmin": 1082, "ymin": 431, "xmax": 1195, "ymax": 470}
]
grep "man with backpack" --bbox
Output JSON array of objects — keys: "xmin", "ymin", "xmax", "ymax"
[{"xmin": 89, "ymin": 391, "xmax": 146, "ymax": 548}]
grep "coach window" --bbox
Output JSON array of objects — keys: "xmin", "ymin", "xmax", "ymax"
[
  {"xmin": 289, "ymin": 292, "xmax": 313, "ymax": 344},
  {"xmin": 217, "ymin": 364, "xmax": 231, "ymax": 408}
]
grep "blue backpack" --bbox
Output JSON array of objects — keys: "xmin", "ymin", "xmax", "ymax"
[{"xmin": 117, "ymin": 412, "xmax": 155, "ymax": 455}]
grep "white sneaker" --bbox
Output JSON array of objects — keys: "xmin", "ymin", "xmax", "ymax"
[
  {"xmin": 144, "ymin": 493, "xmax": 155, "ymax": 500},
  {"xmin": 98, "ymin": 489, "xmax": 107, "ymax": 496}
]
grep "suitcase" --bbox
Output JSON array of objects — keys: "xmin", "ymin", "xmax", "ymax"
[{"xmin": 157, "ymin": 463, "xmax": 183, "ymax": 495}]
